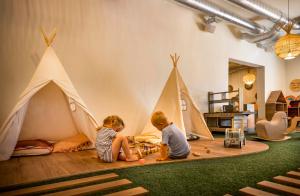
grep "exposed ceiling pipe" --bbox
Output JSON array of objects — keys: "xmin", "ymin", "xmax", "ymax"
[
  {"xmin": 241, "ymin": 23, "xmax": 281, "ymax": 43},
  {"xmin": 174, "ymin": 0, "xmax": 266, "ymax": 34},
  {"xmin": 294, "ymin": 16, "xmax": 300, "ymax": 31},
  {"xmin": 256, "ymin": 33, "xmax": 282, "ymax": 51},
  {"xmin": 226, "ymin": 0, "xmax": 300, "ymax": 30}
]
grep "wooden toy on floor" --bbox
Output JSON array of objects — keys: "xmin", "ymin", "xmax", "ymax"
[
  {"xmin": 224, "ymin": 128, "xmax": 245, "ymax": 148},
  {"xmin": 139, "ymin": 143, "xmax": 160, "ymax": 156},
  {"xmin": 127, "ymin": 136, "xmax": 160, "ymax": 158}
]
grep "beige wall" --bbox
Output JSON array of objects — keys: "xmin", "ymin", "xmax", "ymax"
[
  {"xmin": 285, "ymin": 57, "xmax": 300, "ymax": 97},
  {"xmin": 0, "ymin": 0, "xmax": 286, "ymax": 135},
  {"xmin": 229, "ymin": 69, "xmax": 257, "ymax": 104}
]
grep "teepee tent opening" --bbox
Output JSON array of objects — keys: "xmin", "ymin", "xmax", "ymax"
[
  {"xmin": 19, "ymin": 82, "xmax": 79, "ymax": 141},
  {"xmin": 138, "ymin": 54, "xmax": 214, "ymax": 143},
  {"xmin": 0, "ymin": 31, "xmax": 98, "ymax": 161}
]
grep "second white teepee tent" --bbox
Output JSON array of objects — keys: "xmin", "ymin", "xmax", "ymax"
[
  {"xmin": 139, "ymin": 54, "xmax": 214, "ymax": 142},
  {"xmin": 0, "ymin": 31, "xmax": 99, "ymax": 161}
]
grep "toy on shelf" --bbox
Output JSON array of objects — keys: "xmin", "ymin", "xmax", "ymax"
[
  {"xmin": 224, "ymin": 128, "xmax": 245, "ymax": 148},
  {"xmin": 288, "ymin": 100, "xmax": 300, "ymax": 117},
  {"xmin": 286, "ymin": 95, "xmax": 296, "ymax": 107},
  {"xmin": 286, "ymin": 95, "xmax": 296, "ymax": 102}
]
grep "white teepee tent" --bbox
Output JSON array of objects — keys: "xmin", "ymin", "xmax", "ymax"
[
  {"xmin": 0, "ymin": 31, "xmax": 99, "ymax": 161},
  {"xmin": 139, "ymin": 54, "xmax": 214, "ymax": 142}
]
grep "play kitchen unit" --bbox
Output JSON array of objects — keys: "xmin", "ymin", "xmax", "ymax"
[{"xmin": 204, "ymin": 89, "xmax": 255, "ymax": 132}]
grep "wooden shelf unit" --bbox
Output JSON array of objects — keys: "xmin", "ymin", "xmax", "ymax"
[
  {"xmin": 205, "ymin": 89, "xmax": 247, "ymax": 132},
  {"xmin": 204, "ymin": 112, "xmax": 249, "ymax": 132},
  {"xmin": 208, "ymin": 88, "xmax": 243, "ymax": 113},
  {"xmin": 288, "ymin": 100, "xmax": 300, "ymax": 118},
  {"xmin": 265, "ymin": 91, "xmax": 287, "ymax": 121}
]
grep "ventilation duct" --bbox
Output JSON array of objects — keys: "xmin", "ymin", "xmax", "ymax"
[
  {"xmin": 173, "ymin": 0, "xmax": 289, "ymax": 50},
  {"xmin": 293, "ymin": 16, "xmax": 300, "ymax": 31},
  {"xmin": 256, "ymin": 34, "xmax": 282, "ymax": 52},
  {"xmin": 241, "ymin": 23, "xmax": 282, "ymax": 43},
  {"xmin": 226, "ymin": 0, "xmax": 300, "ymax": 30},
  {"xmin": 174, "ymin": 0, "xmax": 266, "ymax": 34}
]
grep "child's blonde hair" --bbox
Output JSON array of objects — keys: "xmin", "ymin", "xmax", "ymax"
[
  {"xmin": 102, "ymin": 115, "xmax": 125, "ymax": 129},
  {"xmin": 151, "ymin": 111, "xmax": 168, "ymax": 126}
]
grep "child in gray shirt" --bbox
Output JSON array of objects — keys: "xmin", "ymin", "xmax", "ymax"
[{"xmin": 151, "ymin": 111, "xmax": 190, "ymax": 160}]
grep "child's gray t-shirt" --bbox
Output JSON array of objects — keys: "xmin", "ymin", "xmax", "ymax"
[{"xmin": 161, "ymin": 123, "xmax": 190, "ymax": 157}]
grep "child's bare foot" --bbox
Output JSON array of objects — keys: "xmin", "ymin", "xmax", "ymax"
[{"xmin": 125, "ymin": 155, "xmax": 139, "ymax": 162}]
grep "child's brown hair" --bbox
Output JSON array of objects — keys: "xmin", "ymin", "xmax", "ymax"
[
  {"xmin": 103, "ymin": 115, "xmax": 125, "ymax": 129},
  {"xmin": 151, "ymin": 111, "xmax": 168, "ymax": 126}
]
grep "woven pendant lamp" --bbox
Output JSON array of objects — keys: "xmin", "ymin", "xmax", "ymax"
[
  {"xmin": 275, "ymin": 0, "xmax": 300, "ymax": 60},
  {"xmin": 275, "ymin": 30, "xmax": 300, "ymax": 60},
  {"xmin": 243, "ymin": 70, "xmax": 256, "ymax": 85}
]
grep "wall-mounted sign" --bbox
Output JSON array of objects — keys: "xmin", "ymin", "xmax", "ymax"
[{"xmin": 290, "ymin": 79, "xmax": 300, "ymax": 92}]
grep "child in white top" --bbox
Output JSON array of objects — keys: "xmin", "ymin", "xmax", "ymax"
[{"xmin": 96, "ymin": 115, "xmax": 138, "ymax": 162}]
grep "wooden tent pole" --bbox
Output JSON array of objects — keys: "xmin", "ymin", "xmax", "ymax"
[
  {"xmin": 40, "ymin": 27, "xmax": 57, "ymax": 46},
  {"xmin": 170, "ymin": 53, "xmax": 180, "ymax": 67}
]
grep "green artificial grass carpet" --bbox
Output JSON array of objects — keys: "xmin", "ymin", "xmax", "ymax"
[
  {"xmin": 113, "ymin": 132, "xmax": 300, "ymax": 196},
  {"xmin": 1, "ymin": 132, "xmax": 299, "ymax": 195}
]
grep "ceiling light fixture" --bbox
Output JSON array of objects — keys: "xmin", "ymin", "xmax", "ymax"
[
  {"xmin": 274, "ymin": 0, "xmax": 300, "ymax": 60},
  {"xmin": 243, "ymin": 70, "xmax": 256, "ymax": 85}
]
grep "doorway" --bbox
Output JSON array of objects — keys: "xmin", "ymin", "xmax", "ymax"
[{"xmin": 228, "ymin": 59, "xmax": 265, "ymax": 125}]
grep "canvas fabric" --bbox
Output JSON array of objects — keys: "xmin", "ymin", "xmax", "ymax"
[
  {"xmin": 0, "ymin": 47, "xmax": 99, "ymax": 161},
  {"xmin": 138, "ymin": 67, "xmax": 214, "ymax": 143}
]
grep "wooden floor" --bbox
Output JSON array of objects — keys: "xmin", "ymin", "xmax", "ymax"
[{"xmin": 0, "ymin": 138, "xmax": 268, "ymax": 187}]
